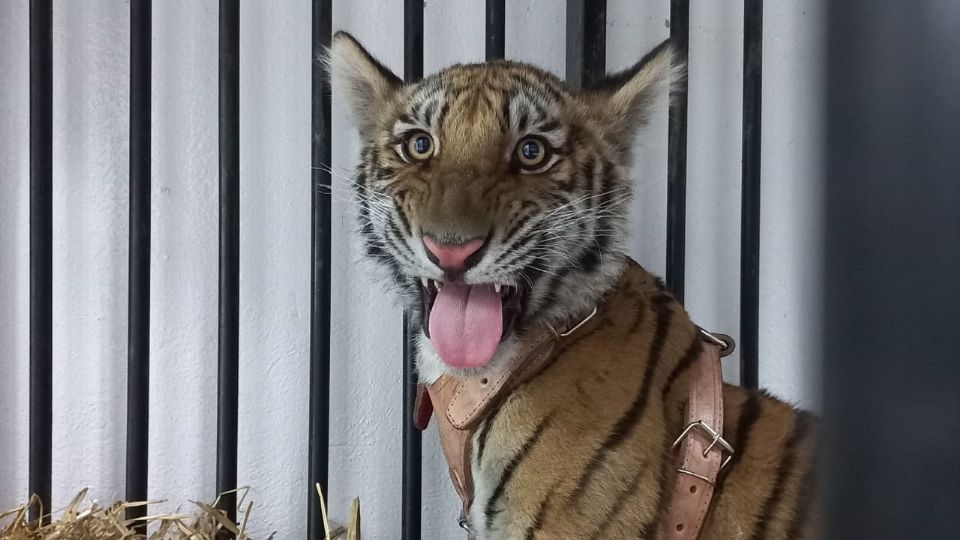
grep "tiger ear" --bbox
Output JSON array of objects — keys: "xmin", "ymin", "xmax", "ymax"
[
  {"xmin": 580, "ymin": 39, "xmax": 685, "ymax": 143},
  {"xmin": 327, "ymin": 31, "xmax": 403, "ymax": 136}
]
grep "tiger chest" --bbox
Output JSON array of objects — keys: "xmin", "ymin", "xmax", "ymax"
[{"xmin": 465, "ymin": 366, "xmax": 670, "ymax": 539}]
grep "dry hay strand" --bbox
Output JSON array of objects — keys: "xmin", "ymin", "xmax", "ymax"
[{"xmin": 0, "ymin": 485, "xmax": 360, "ymax": 540}]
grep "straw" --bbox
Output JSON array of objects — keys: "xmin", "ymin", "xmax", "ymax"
[{"xmin": 0, "ymin": 486, "xmax": 361, "ymax": 539}]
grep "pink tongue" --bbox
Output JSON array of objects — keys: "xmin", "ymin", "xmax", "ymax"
[{"xmin": 428, "ymin": 282, "xmax": 503, "ymax": 368}]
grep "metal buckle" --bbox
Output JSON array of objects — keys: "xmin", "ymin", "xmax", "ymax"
[
  {"xmin": 458, "ymin": 509, "xmax": 471, "ymax": 532},
  {"xmin": 672, "ymin": 420, "xmax": 735, "ymax": 471},
  {"xmin": 698, "ymin": 327, "xmax": 735, "ymax": 357},
  {"xmin": 547, "ymin": 306, "xmax": 598, "ymax": 338}
]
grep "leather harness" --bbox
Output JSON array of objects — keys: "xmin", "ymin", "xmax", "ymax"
[{"xmin": 413, "ymin": 304, "xmax": 735, "ymax": 539}]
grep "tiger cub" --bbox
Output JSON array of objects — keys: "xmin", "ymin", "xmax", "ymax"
[{"xmin": 329, "ymin": 32, "xmax": 818, "ymax": 539}]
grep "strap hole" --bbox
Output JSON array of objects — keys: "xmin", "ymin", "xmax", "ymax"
[
  {"xmin": 676, "ymin": 523, "xmax": 684, "ymax": 532},
  {"xmin": 480, "ymin": 377, "xmax": 488, "ymax": 385},
  {"xmin": 689, "ymin": 485, "xmax": 697, "ymax": 493}
]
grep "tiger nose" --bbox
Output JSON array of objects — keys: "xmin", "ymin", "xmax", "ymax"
[{"xmin": 422, "ymin": 236, "xmax": 486, "ymax": 273}]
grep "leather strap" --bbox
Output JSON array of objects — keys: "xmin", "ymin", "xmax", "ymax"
[
  {"xmin": 415, "ymin": 317, "xmax": 731, "ymax": 539},
  {"xmin": 443, "ymin": 329, "xmax": 557, "ymax": 430},
  {"xmin": 660, "ymin": 342, "xmax": 727, "ymax": 539},
  {"xmin": 420, "ymin": 325, "xmax": 560, "ymax": 516}
]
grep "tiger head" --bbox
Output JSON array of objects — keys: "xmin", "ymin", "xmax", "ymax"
[{"xmin": 329, "ymin": 32, "xmax": 682, "ymax": 382}]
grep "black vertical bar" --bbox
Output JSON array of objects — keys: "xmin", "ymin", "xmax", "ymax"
[
  {"xmin": 216, "ymin": 0, "xmax": 240, "ymax": 527},
  {"xmin": 739, "ymin": 0, "xmax": 762, "ymax": 390},
  {"xmin": 403, "ymin": 3, "xmax": 423, "ymax": 82},
  {"xmin": 28, "ymin": 0, "xmax": 52, "ymax": 525},
  {"xmin": 307, "ymin": 0, "xmax": 332, "ymax": 538},
  {"xmin": 824, "ymin": 2, "xmax": 960, "ymax": 537},
  {"xmin": 402, "ymin": 2, "xmax": 423, "ymax": 539},
  {"xmin": 485, "ymin": 0, "xmax": 505, "ymax": 61},
  {"xmin": 126, "ymin": 0, "xmax": 151, "ymax": 531},
  {"xmin": 565, "ymin": 0, "xmax": 606, "ymax": 90},
  {"xmin": 665, "ymin": 0, "xmax": 689, "ymax": 302}
]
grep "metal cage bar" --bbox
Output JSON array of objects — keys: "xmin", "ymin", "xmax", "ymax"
[
  {"xmin": 125, "ymin": 0, "xmax": 152, "ymax": 530},
  {"xmin": 485, "ymin": 0, "xmax": 505, "ymax": 61},
  {"xmin": 565, "ymin": 0, "xmax": 607, "ymax": 90},
  {"xmin": 402, "ymin": 2, "xmax": 424, "ymax": 538},
  {"xmin": 665, "ymin": 0, "xmax": 690, "ymax": 302},
  {"xmin": 739, "ymin": 0, "xmax": 762, "ymax": 390},
  {"xmin": 28, "ymin": 0, "xmax": 53, "ymax": 525},
  {"xmin": 216, "ymin": 0, "xmax": 241, "ymax": 525},
  {"xmin": 307, "ymin": 0, "xmax": 333, "ymax": 538}
]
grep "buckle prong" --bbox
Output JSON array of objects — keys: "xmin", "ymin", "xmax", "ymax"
[
  {"xmin": 547, "ymin": 306, "xmax": 598, "ymax": 338},
  {"xmin": 672, "ymin": 420, "xmax": 735, "ymax": 470}
]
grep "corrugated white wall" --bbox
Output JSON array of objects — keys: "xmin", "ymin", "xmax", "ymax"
[{"xmin": 0, "ymin": 1, "xmax": 824, "ymax": 537}]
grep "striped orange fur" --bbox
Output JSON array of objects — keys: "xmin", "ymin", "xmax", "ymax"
[{"xmin": 330, "ymin": 31, "xmax": 817, "ymax": 539}]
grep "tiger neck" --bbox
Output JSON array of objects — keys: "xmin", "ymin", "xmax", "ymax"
[{"xmin": 589, "ymin": 259, "xmax": 703, "ymax": 439}]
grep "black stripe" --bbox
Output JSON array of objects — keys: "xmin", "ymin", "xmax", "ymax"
[
  {"xmin": 422, "ymin": 99, "xmax": 438, "ymax": 127},
  {"xmin": 500, "ymin": 204, "xmax": 537, "ymax": 246},
  {"xmin": 411, "ymin": 98, "xmax": 427, "ymax": 124},
  {"xmin": 494, "ymin": 231, "xmax": 539, "ymax": 268},
  {"xmin": 660, "ymin": 336, "xmax": 703, "ymax": 399},
  {"xmin": 359, "ymin": 216, "xmax": 373, "ymax": 237},
  {"xmin": 517, "ymin": 110, "xmax": 529, "ymax": 132},
  {"xmin": 538, "ymin": 119, "xmax": 559, "ymax": 133},
  {"xmin": 436, "ymin": 100, "xmax": 451, "ymax": 130},
  {"xmin": 576, "ymin": 160, "xmax": 615, "ymax": 274},
  {"xmin": 569, "ymin": 154, "xmax": 594, "ymax": 191},
  {"xmin": 592, "ymin": 160, "xmax": 617, "ymax": 251},
  {"xmin": 531, "ymin": 273, "xmax": 561, "ymax": 316},
  {"xmin": 642, "ymin": 430, "xmax": 679, "ymax": 536},
  {"xmin": 719, "ymin": 391, "xmax": 763, "ymax": 485},
  {"xmin": 485, "ymin": 415, "xmax": 552, "ymax": 530},
  {"xmin": 499, "ymin": 91, "xmax": 511, "ymax": 131},
  {"xmin": 751, "ymin": 411, "xmax": 814, "ymax": 539},
  {"xmin": 521, "ymin": 481, "xmax": 560, "ymax": 540},
  {"xmin": 394, "ymin": 201, "xmax": 412, "ymax": 237},
  {"xmin": 388, "ymin": 224, "xmax": 415, "ymax": 261},
  {"xmin": 570, "ymin": 295, "xmax": 673, "ymax": 502},
  {"xmin": 529, "ymin": 105, "xmax": 547, "ymax": 128},
  {"xmin": 395, "ymin": 112, "xmax": 415, "ymax": 127},
  {"xmin": 626, "ymin": 293, "xmax": 649, "ymax": 335},
  {"xmin": 591, "ymin": 468, "xmax": 644, "ymax": 538},
  {"xmin": 474, "ymin": 399, "xmax": 506, "ymax": 467},
  {"xmin": 384, "ymin": 225, "xmax": 419, "ymax": 267},
  {"xmin": 785, "ymin": 449, "xmax": 818, "ymax": 539},
  {"xmin": 519, "ymin": 72, "xmax": 565, "ymax": 103}
]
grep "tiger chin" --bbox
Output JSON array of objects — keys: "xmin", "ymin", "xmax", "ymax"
[{"xmin": 330, "ymin": 31, "xmax": 818, "ymax": 540}]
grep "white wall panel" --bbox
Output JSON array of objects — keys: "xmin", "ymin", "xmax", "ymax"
[
  {"xmin": 328, "ymin": 2, "xmax": 406, "ymax": 538},
  {"xmin": 49, "ymin": 0, "xmax": 130, "ymax": 510},
  {"xmin": 148, "ymin": 0, "xmax": 220, "ymax": 518},
  {"xmin": 758, "ymin": 0, "xmax": 825, "ymax": 410},
  {"xmin": 0, "ymin": 0, "xmax": 31, "ymax": 515}
]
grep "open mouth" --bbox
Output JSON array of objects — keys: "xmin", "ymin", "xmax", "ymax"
[{"xmin": 420, "ymin": 278, "xmax": 530, "ymax": 369}]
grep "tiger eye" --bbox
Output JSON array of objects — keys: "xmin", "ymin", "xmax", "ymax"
[
  {"xmin": 405, "ymin": 131, "xmax": 434, "ymax": 161},
  {"xmin": 515, "ymin": 137, "xmax": 548, "ymax": 170}
]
